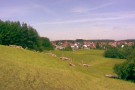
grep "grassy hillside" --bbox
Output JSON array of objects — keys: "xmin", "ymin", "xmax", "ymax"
[{"xmin": 0, "ymin": 45, "xmax": 135, "ymax": 90}]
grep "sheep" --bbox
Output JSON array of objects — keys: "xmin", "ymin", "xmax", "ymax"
[
  {"xmin": 60, "ymin": 57, "xmax": 70, "ymax": 61},
  {"xmin": 105, "ymin": 74, "xmax": 118, "ymax": 78},
  {"xmin": 69, "ymin": 63, "xmax": 75, "ymax": 67}
]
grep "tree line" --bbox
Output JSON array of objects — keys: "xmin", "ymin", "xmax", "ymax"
[{"xmin": 0, "ymin": 20, "xmax": 53, "ymax": 51}]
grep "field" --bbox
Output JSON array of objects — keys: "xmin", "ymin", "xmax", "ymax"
[{"xmin": 0, "ymin": 45, "xmax": 135, "ymax": 90}]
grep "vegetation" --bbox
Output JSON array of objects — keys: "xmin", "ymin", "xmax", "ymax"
[
  {"xmin": 39, "ymin": 37, "xmax": 54, "ymax": 51},
  {"xmin": 104, "ymin": 47, "xmax": 134, "ymax": 59},
  {"xmin": 0, "ymin": 45, "xmax": 135, "ymax": 90},
  {"xmin": 0, "ymin": 19, "xmax": 135, "ymax": 89},
  {"xmin": 96, "ymin": 42, "xmax": 101, "ymax": 49},
  {"xmin": 113, "ymin": 51, "xmax": 135, "ymax": 82},
  {"xmin": 104, "ymin": 47, "xmax": 124, "ymax": 59},
  {"xmin": 0, "ymin": 20, "xmax": 53, "ymax": 51},
  {"xmin": 63, "ymin": 46, "xmax": 72, "ymax": 51},
  {"xmin": 120, "ymin": 39, "xmax": 135, "ymax": 42},
  {"xmin": 104, "ymin": 47, "xmax": 135, "ymax": 82},
  {"xmin": 53, "ymin": 39, "xmax": 115, "ymax": 43}
]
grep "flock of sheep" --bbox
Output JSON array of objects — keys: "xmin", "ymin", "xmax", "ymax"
[{"xmin": 48, "ymin": 52, "xmax": 91, "ymax": 67}]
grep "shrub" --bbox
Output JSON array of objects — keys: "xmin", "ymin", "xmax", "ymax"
[
  {"xmin": 63, "ymin": 46, "xmax": 72, "ymax": 51},
  {"xmin": 104, "ymin": 48, "xmax": 120, "ymax": 58},
  {"xmin": 113, "ymin": 54, "xmax": 135, "ymax": 82},
  {"xmin": 104, "ymin": 47, "xmax": 134, "ymax": 59},
  {"xmin": 127, "ymin": 50, "xmax": 135, "ymax": 61}
]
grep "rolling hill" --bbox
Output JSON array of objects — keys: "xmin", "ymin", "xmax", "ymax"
[{"xmin": 0, "ymin": 45, "xmax": 135, "ymax": 90}]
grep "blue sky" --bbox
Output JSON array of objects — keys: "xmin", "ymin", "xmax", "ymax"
[{"xmin": 0, "ymin": 0, "xmax": 135, "ymax": 40}]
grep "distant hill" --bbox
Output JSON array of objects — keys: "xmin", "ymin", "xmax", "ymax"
[
  {"xmin": 53, "ymin": 39, "xmax": 135, "ymax": 43},
  {"xmin": 53, "ymin": 39, "xmax": 115, "ymax": 43},
  {"xmin": 85, "ymin": 39, "xmax": 115, "ymax": 42},
  {"xmin": 119, "ymin": 39, "xmax": 135, "ymax": 42}
]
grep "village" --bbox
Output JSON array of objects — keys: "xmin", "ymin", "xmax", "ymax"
[{"xmin": 51, "ymin": 40, "xmax": 135, "ymax": 50}]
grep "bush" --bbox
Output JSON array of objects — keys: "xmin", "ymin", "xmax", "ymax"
[
  {"xmin": 127, "ymin": 50, "xmax": 135, "ymax": 61},
  {"xmin": 104, "ymin": 47, "xmax": 134, "ymax": 59},
  {"xmin": 104, "ymin": 48, "xmax": 121, "ymax": 58},
  {"xmin": 106, "ymin": 47, "xmax": 135, "ymax": 82},
  {"xmin": 113, "ymin": 53, "xmax": 135, "ymax": 82},
  {"xmin": 63, "ymin": 46, "xmax": 72, "ymax": 51}
]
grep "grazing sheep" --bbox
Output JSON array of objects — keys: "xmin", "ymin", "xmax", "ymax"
[
  {"xmin": 69, "ymin": 63, "xmax": 75, "ymax": 67},
  {"xmin": 105, "ymin": 74, "xmax": 118, "ymax": 78},
  {"xmin": 82, "ymin": 64, "xmax": 91, "ymax": 67},
  {"xmin": 47, "ymin": 53, "xmax": 57, "ymax": 57},
  {"xmin": 9, "ymin": 45, "xmax": 23, "ymax": 49},
  {"xmin": 51, "ymin": 54, "xmax": 57, "ymax": 57},
  {"xmin": 60, "ymin": 57, "xmax": 70, "ymax": 61},
  {"xmin": 79, "ymin": 60, "xmax": 91, "ymax": 67},
  {"xmin": 79, "ymin": 63, "xmax": 91, "ymax": 67}
]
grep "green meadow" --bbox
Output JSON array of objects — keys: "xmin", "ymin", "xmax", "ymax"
[{"xmin": 0, "ymin": 45, "xmax": 135, "ymax": 90}]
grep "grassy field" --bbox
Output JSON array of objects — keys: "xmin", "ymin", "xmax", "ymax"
[{"xmin": 0, "ymin": 45, "xmax": 135, "ymax": 90}]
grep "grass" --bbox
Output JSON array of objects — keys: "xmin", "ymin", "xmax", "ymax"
[{"xmin": 0, "ymin": 45, "xmax": 135, "ymax": 90}]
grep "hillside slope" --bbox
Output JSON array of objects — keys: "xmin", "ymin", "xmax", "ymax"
[{"xmin": 0, "ymin": 45, "xmax": 135, "ymax": 90}]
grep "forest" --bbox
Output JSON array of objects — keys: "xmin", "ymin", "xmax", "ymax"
[{"xmin": 0, "ymin": 20, "xmax": 53, "ymax": 51}]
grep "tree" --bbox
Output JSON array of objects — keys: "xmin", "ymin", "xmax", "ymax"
[
  {"xmin": 104, "ymin": 48, "xmax": 120, "ymax": 58},
  {"xmin": 63, "ymin": 46, "xmax": 72, "ymax": 51},
  {"xmin": 0, "ymin": 20, "xmax": 53, "ymax": 51},
  {"xmin": 39, "ymin": 37, "xmax": 54, "ymax": 51},
  {"xmin": 113, "ymin": 50, "xmax": 135, "ymax": 82},
  {"xmin": 96, "ymin": 42, "xmax": 101, "ymax": 49},
  {"xmin": 104, "ymin": 47, "xmax": 134, "ymax": 59},
  {"xmin": 114, "ymin": 61, "xmax": 135, "ymax": 82}
]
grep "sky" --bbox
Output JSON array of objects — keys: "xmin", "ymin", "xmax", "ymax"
[{"xmin": 0, "ymin": 0, "xmax": 135, "ymax": 40}]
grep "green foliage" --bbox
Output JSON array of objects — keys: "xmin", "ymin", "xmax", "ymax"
[
  {"xmin": 0, "ymin": 20, "xmax": 53, "ymax": 51},
  {"xmin": 127, "ymin": 50, "xmax": 135, "ymax": 61},
  {"xmin": 96, "ymin": 42, "xmax": 101, "ymax": 49},
  {"xmin": 105, "ymin": 47, "xmax": 135, "ymax": 82},
  {"xmin": 76, "ymin": 39, "xmax": 84, "ymax": 43},
  {"xmin": 104, "ymin": 48, "xmax": 121, "ymax": 58},
  {"xmin": 104, "ymin": 47, "xmax": 134, "ymax": 59},
  {"xmin": 114, "ymin": 61, "xmax": 135, "ymax": 82},
  {"xmin": 113, "ymin": 50, "xmax": 135, "ymax": 82},
  {"xmin": 39, "ymin": 37, "xmax": 54, "ymax": 51},
  {"xmin": 63, "ymin": 46, "xmax": 72, "ymax": 51}
]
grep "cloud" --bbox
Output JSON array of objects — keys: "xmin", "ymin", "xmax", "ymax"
[
  {"xmin": 0, "ymin": 7, "xmax": 29, "ymax": 19},
  {"xmin": 88, "ymin": 2, "xmax": 115, "ymax": 11},
  {"xmin": 71, "ymin": 2, "xmax": 115, "ymax": 14},
  {"xmin": 29, "ymin": 2, "xmax": 57, "ymax": 15},
  {"xmin": 0, "ymin": 2, "xmax": 56, "ymax": 19},
  {"xmin": 71, "ymin": 7, "xmax": 89, "ymax": 13},
  {"xmin": 35, "ymin": 12, "xmax": 135, "ymax": 25}
]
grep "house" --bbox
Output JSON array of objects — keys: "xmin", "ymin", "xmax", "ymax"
[
  {"xmin": 108, "ymin": 42, "xmax": 117, "ymax": 47},
  {"xmin": 70, "ymin": 43, "xmax": 79, "ymax": 50},
  {"xmin": 62, "ymin": 41, "xmax": 70, "ymax": 47},
  {"xmin": 83, "ymin": 45, "xmax": 89, "ymax": 49},
  {"xmin": 55, "ymin": 45, "xmax": 65, "ymax": 50}
]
